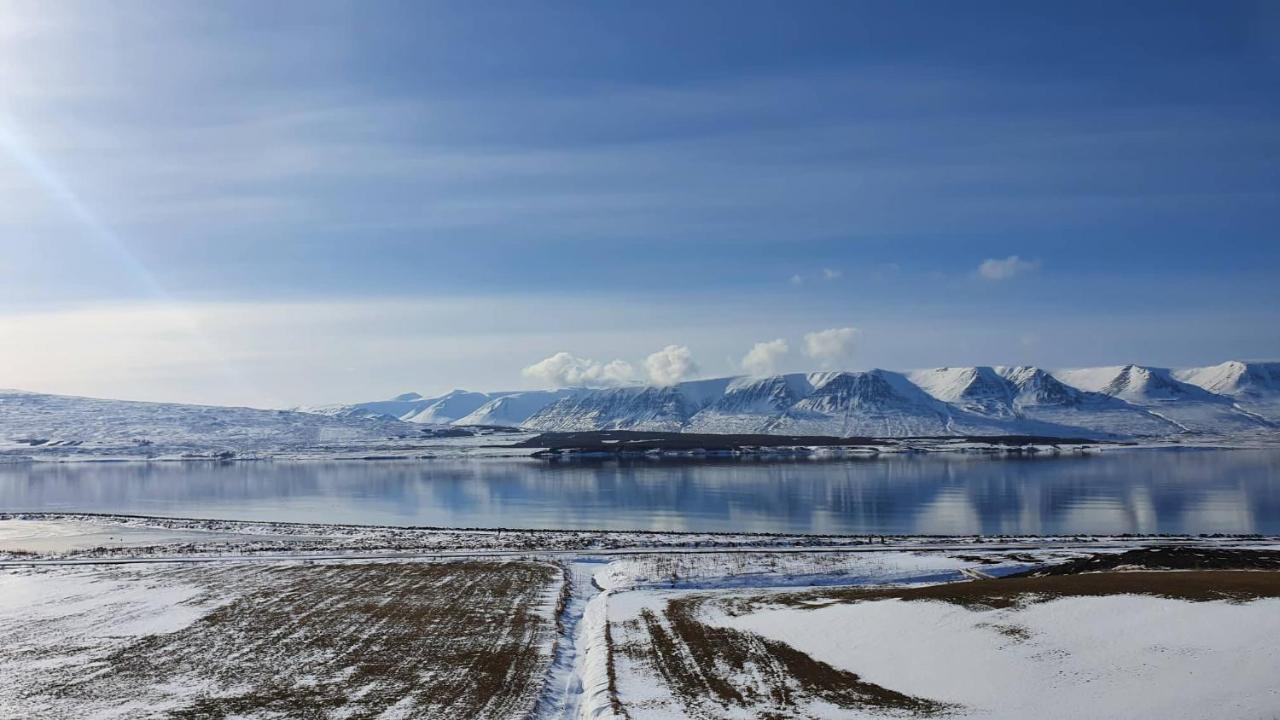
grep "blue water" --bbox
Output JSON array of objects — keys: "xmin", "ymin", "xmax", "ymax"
[{"xmin": 1, "ymin": 449, "xmax": 1277, "ymax": 535}]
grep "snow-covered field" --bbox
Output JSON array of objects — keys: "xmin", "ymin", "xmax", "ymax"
[
  {"xmin": 0, "ymin": 512, "xmax": 1226, "ymax": 560},
  {"xmin": 1, "ymin": 516, "xmax": 1278, "ymax": 719},
  {"xmin": 0, "ymin": 559, "xmax": 563, "ymax": 719},
  {"xmin": 711, "ymin": 595, "xmax": 1280, "ymax": 719},
  {"xmin": 607, "ymin": 570, "xmax": 1280, "ymax": 719}
]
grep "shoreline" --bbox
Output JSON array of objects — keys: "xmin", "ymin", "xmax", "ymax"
[
  {"xmin": 3, "ymin": 512, "xmax": 1277, "ymax": 563},
  {"xmin": 3, "ymin": 434, "xmax": 1278, "ymax": 464}
]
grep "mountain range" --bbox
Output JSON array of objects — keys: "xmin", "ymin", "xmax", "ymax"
[{"xmin": 311, "ymin": 360, "xmax": 1280, "ymax": 440}]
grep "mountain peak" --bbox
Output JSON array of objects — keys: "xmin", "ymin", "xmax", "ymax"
[
  {"xmin": 1176, "ymin": 360, "xmax": 1280, "ymax": 399},
  {"xmin": 1103, "ymin": 365, "xmax": 1199, "ymax": 401}
]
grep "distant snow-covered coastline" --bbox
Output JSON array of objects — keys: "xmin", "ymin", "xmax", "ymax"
[
  {"xmin": 2, "ymin": 361, "xmax": 1277, "ymax": 462},
  {"xmin": 314, "ymin": 360, "xmax": 1280, "ymax": 440}
]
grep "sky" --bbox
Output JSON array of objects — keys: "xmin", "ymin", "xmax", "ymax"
[{"xmin": 1, "ymin": 0, "xmax": 1278, "ymax": 407}]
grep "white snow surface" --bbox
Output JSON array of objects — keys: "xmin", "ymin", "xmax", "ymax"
[
  {"xmin": 308, "ymin": 360, "xmax": 1280, "ymax": 439},
  {"xmin": 711, "ymin": 594, "xmax": 1280, "ymax": 720},
  {"xmin": 1176, "ymin": 360, "xmax": 1280, "ymax": 423},
  {"xmin": 0, "ymin": 389, "xmax": 435, "ymax": 460},
  {"xmin": 7, "ymin": 360, "xmax": 1277, "ymax": 460},
  {"xmin": 1054, "ymin": 364, "xmax": 1271, "ymax": 433},
  {"xmin": 454, "ymin": 389, "xmax": 578, "ymax": 427}
]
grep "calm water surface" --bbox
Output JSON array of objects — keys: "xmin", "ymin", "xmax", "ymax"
[{"xmin": 1, "ymin": 449, "xmax": 1278, "ymax": 535}]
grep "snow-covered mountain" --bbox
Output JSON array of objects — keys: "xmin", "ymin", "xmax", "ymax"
[
  {"xmin": 1053, "ymin": 365, "xmax": 1268, "ymax": 434},
  {"xmin": 523, "ymin": 378, "xmax": 733, "ymax": 432},
  {"xmin": 684, "ymin": 374, "xmax": 814, "ymax": 433},
  {"xmin": 905, "ymin": 366, "xmax": 1180, "ymax": 438},
  {"xmin": 767, "ymin": 370, "xmax": 1010, "ymax": 437},
  {"xmin": 302, "ymin": 359, "xmax": 1280, "ymax": 440},
  {"xmin": 306, "ymin": 388, "xmax": 569, "ymax": 426},
  {"xmin": 1, "ymin": 389, "xmax": 428, "ymax": 461},
  {"xmin": 1175, "ymin": 361, "xmax": 1280, "ymax": 423},
  {"xmin": 453, "ymin": 390, "xmax": 578, "ymax": 427},
  {"xmin": 995, "ymin": 366, "xmax": 1180, "ymax": 438}
]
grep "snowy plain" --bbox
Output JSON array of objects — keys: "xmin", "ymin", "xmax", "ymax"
[
  {"xmin": 1, "ymin": 515, "xmax": 1278, "ymax": 719},
  {"xmin": 711, "ymin": 595, "xmax": 1280, "ymax": 719}
]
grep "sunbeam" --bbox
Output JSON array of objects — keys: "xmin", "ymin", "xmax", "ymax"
[{"xmin": 0, "ymin": 113, "xmax": 255, "ymax": 398}]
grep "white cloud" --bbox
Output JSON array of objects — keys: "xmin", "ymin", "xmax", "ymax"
[
  {"xmin": 645, "ymin": 344, "xmax": 698, "ymax": 385},
  {"xmin": 978, "ymin": 255, "xmax": 1040, "ymax": 280},
  {"xmin": 803, "ymin": 327, "xmax": 858, "ymax": 368},
  {"xmin": 521, "ymin": 352, "xmax": 634, "ymax": 388},
  {"xmin": 790, "ymin": 268, "xmax": 843, "ymax": 285},
  {"xmin": 741, "ymin": 339, "xmax": 788, "ymax": 376}
]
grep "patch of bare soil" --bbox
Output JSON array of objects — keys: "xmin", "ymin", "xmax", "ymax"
[
  {"xmin": 1006, "ymin": 546, "xmax": 1280, "ymax": 576},
  {"xmin": 752, "ymin": 569, "xmax": 1280, "ymax": 613},
  {"xmin": 13, "ymin": 561, "xmax": 560, "ymax": 719},
  {"xmin": 615, "ymin": 595, "xmax": 951, "ymax": 719}
]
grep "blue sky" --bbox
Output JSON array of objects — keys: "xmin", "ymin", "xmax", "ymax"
[{"xmin": 1, "ymin": 1, "xmax": 1278, "ymax": 405}]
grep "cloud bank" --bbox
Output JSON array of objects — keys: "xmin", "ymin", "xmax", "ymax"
[
  {"xmin": 741, "ymin": 339, "xmax": 789, "ymax": 376},
  {"xmin": 522, "ymin": 344, "xmax": 701, "ymax": 388},
  {"xmin": 645, "ymin": 345, "xmax": 699, "ymax": 385},
  {"xmin": 803, "ymin": 327, "xmax": 858, "ymax": 368},
  {"xmin": 521, "ymin": 352, "xmax": 634, "ymax": 388}
]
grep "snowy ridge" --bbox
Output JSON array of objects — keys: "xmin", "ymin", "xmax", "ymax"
[
  {"xmin": 684, "ymin": 374, "xmax": 814, "ymax": 433},
  {"xmin": 1, "ymin": 389, "xmax": 427, "ymax": 460},
  {"xmin": 1054, "ymin": 364, "xmax": 1273, "ymax": 433},
  {"xmin": 1176, "ymin": 360, "xmax": 1280, "ymax": 399},
  {"xmin": 994, "ymin": 367, "xmax": 1180, "ymax": 438},
  {"xmin": 765, "ymin": 370, "xmax": 1003, "ymax": 437},
  {"xmin": 1175, "ymin": 361, "xmax": 1280, "ymax": 425},
  {"xmin": 306, "ymin": 388, "xmax": 570, "ymax": 425},
  {"xmin": 523, "ymin": 379, "xmax": 734, "ymax": 432},
  {"xmin": 312, "ymin": 360, "xmax": 1280, "ymax": 440},
  {"xmin": 453, "ymin": 390, "xmax": 578, "ymax": 427}
]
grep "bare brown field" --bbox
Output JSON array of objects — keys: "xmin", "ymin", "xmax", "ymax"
[
  {"xmin": 1005, "ymin": 545, "xmax": 1280, "ymax": 575},
  {"xmin": 610, "ymin": 567, "xmax": 1280, "ymax": 718},
  {"xmin": 742, "ymin": 570, "xmax": 1280, "ymax": 613},
  {"xmin": 612, "ymin": 594, "xmax": 952, "ymax": 719},
  {"xmin": 0, "ymin": 560, "xmax": 562, "ymax": 719}
]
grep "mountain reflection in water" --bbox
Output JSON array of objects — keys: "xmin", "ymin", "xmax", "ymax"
[{"xmin": 1, "ymin": 449, "xmax": 1277, "ymax": 535}]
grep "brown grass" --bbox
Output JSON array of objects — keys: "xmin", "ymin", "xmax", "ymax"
[
  {"xmin": 755, "ymin": 570, "xmax": 1280, "ymax": 612},
  {"xmin": 1007, "ymin": 546, "xmax": 1280, "ymax": 576},
  {"xmin": 618, "ymin": 596, "xmax": 952, "ymax": 718},
  {"xmin": 15, "ymin": 561, "xmax": 561, "ymax": 719}
]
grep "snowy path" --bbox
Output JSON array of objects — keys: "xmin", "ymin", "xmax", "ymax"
[{"xmin": 530, "ymin": 559, "xmax": 609, "ymax": 720}]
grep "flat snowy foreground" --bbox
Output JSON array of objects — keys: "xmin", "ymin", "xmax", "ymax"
[
  {"xmin": 609, "ymin": 572, "xmax": 1280, "ymax": 719},
  {"xmin": 715, "ymin": 594, "xmax": 1280, "ymax": 719},
  {"xmin": 0, "ymin": 560, "xmax": 563, "ymax": 719},
  {"xmin": 2, "ymin": 516, "xmax": 1279, "ymax": 719}
]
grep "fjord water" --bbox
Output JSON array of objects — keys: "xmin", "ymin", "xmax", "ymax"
[{"xmin": 1, "ymin": 449, "xmax": 1278, "ymax": 535}]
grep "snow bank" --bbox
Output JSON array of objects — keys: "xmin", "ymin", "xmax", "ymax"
[
  {"xmin": 713, "ymin": 594, "xmax": 1280, "ymax": 719},
  {"xmin": 576, "ymin": 590, "xmax": 624, "ymax": 720}
]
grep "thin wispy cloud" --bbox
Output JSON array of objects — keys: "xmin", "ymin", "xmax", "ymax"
[
  {"xmin": 978, "ymin": 256, "xmax": 1041, "ymax": 281},
  {"xmin": 0, "ymin": 3, "xmax": 1276, "ymax": 403},
  {"xmin": 789, "ymin": 268, "xmax": 844, "ymax": 286}
]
